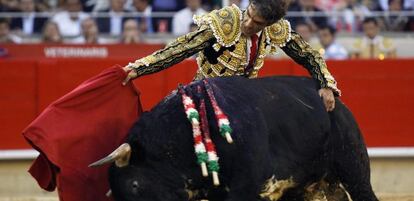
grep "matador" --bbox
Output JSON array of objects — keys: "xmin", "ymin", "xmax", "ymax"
[{"xmin": 124, "ymin": 0, "xmax": 340, "ymax": 111}]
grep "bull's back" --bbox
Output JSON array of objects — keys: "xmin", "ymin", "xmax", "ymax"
[
  {"xmin": 207, "ymin": 76, "xmax": 331, "ymax": 140},
  {"xmin": 204, "ymin": 76, "xmax": 333, "ymax": 182}
]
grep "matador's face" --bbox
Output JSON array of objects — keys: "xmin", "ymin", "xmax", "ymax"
[{"xmin": 241, "ymin": 4, "xmax": 268, "ymax": 37}]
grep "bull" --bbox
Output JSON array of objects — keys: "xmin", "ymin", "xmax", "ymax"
[{"xmin": 90, "ymin": 76, "xmax": 378, "ymax": 201}]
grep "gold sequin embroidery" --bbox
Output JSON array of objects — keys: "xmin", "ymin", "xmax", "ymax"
[
  {"xmin": 193, "ymin": 5, "xmax": 242, "ymax": 47},
  {"xmin": 265, "ymin": 19, "xmax": 292, "ymax": 48}
]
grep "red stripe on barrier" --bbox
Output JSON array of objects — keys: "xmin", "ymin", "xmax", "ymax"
[{"xmin": 1, "ymin": 49, "xmax": 413, "ymax": 149}]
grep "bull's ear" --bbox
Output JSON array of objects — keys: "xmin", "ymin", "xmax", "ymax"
[
  {"xmin": 175, "ymin": 188, "xmax": 190, "ymax": 201},
  {"xmin": 179, "ymin": 178, "xmax": 195, "ymax": 200},
  {"xmin": 89, "ymin": 143, "xmax": 131, "ymax": 167}
]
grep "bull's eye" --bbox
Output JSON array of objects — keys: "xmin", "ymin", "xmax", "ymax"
[
  {"xmin": 132, "ymin": 181, "xmax": 139, "ymax": 189},
  {"xmin": 131, "ymin": 180, "xmax": 139, "ymax": 194}
]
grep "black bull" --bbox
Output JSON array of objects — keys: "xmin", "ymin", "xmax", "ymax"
[{"xmin": 91, "ymin": 76, "xmax": 378, "ymax": 201}]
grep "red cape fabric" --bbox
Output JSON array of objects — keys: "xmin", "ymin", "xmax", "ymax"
[{"xmin": 23, "ymin": 66, "xmax": 142, "ymax": 201}]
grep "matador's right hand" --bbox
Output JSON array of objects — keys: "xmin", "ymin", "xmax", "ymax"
[{"xmin": 122, "ymin": 66, "xmax": 138, "ymax": 86}]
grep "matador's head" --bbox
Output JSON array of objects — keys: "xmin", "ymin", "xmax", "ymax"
[{"xmin": 241, "ymin": 0, "xmax": 289, "ymax": 37}]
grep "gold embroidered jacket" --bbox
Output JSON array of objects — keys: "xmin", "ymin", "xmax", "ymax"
[{"xmin": 128, "ymin": 5, "xmax": 340, "ymax": 95}]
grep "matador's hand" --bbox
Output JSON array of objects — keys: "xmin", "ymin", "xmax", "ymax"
[
  {"xmin": 319, "ymin": 88, "xmax": 335, "ymax": 112},
  {"xmin": 122, "ymin": 66, "xmax": 138, "ymax": 86}
]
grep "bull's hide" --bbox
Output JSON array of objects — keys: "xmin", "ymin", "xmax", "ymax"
[{"xmin": 98, "ymin": 76, "xmax": 378, "ymax": 201}]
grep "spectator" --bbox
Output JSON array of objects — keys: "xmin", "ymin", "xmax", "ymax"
[
  {"xmin": 317, "ymin": 25, "xmax": 348, "ymax": 60},
  {"xmin": 152, "ymin": 0, "xmax": 185, "ymax": 32},
  {"xmin": 56, "ymin": 0, "xmax": 107, "ymax": 12},
  {"xmin": 96, "ymin": 0, "xmax": 129, "ymax": 36},
  {"xmin": 0, "ymin": 0, "xmax": 19, "ymax": 11},
  {"xmin": 35, "ymin": 0, "xmax": 55, "ymax": 12},
  {"xmin": 152, "ymin": 0, "xmax": 184, "ymax": 12},
  {"xmin": 315, "ymin": 0, "xmax": 340, "ymax": 11},
  {"xmin": 332, "ymin": 0, "xmax": 372, "ymax": 32},
  {"xmin": 379, "ymin": 0, "xmax": 414, "ymax": 10},
  {"xmin": 405, "ymin": 0, "xmax": 414, "ymax": 9},
  {"xmin": 132, "ymin": 0, "xmax": 154, "ymax": 33},
  {"xmin": 0, "ymin": 18, "xmax": 22, "ymax": 43},
  {"xmin": 121, "ymin": 18, "xmax": 141, "ymax": 44},
  {"xmin": 239, "ymin": 0, "xmax": 249, "ymax": 8},
  {"xmin": 0, "ymin": 1, "xmax": 5, "ymax": 11},
  {"xmin": 71, "ymin": 17, "xmax": 104, "ymax": 44},
  {"xmin": 351, "ymin": 17, "xmax": 396, "ymax": 59},
  {"xmin": 214, "ymin": 0, "xmax": 248, "ymax": 8},
  {"xmin": 295, "ymin": 21, "xmax": 314, "ymax": 42},
  {"xmin": 172, "ymin": 0, "xmax": 207, "ymax": 35},
  {"xmin": 229, "ymin": 0, "xmax": 242, "ymax": 7},
  {"xmin": 380, "ymin": 0, "xmax": 409, "ymax": 31},
  {"xmin": 361, "ymin": 0, "xmax": 381, "ymax": 11},
  {"xmin": 41, "ymin": 20, "xmax": 63, "ymax": 43},
  {"xmin": 293, "ymin": 21, "xmax": 322, "ymax": 56},
  {"xmin": 74, "ymin": 0, "xmax": 112, "ymax": 12},
  {"xmin": 51, "ymin": 0, "xmax": 89, "ymax": 37},
  {"xmin": 80, "ymin": 0, "xmax": 102, "ymax": 12},
  {"xmin": 10, "ymin": 0, "xmax": 48, "ymax": 36},
  {"xmin": 288, "ymin": 0, "xmax": 329, "ymax": 31}
]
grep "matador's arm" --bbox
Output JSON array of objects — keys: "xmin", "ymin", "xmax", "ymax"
[
  {"xmin": 127, "ymin": 26, "xmax": 214, "ymax": 77},
  {"xmin": 281, "ymin": 32, "xmax": 341, "ymax": 95}
]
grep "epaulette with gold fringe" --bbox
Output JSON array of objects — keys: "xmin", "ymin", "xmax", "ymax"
[
  {"xmin": 193, "ymin": 4, "xmax": 242, "ymax": 51},
  {"xmin": 265, "ymin": 19, "xmax": 292, "ymax": 48}
]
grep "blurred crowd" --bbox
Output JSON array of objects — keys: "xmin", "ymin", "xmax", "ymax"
[
  {"xmin": 288, "ymin": 0, "xmax": 414, "ymax": 33},
  {"xmin": 293, "ymin": 17, "xmax": 397, "ymax": 60},
  {"xmin": 0, "ymin": 0, "xmax": 245, "ymax": 43},
  {"xmin": 0, "ymin": 0, "xmax": 413, "ymax": 59},
  {"xmin": 286, "ymin": 0, "xmax": 409, "ymax": 59}
]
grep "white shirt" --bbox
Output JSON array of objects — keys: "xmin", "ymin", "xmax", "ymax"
[
  {"xmin": 379, "ymin": 0, "xmax": 414, "ymax": 10},
  {"xmin": 52, "ymin": 11, "xmax": 89, "ymax": 37},
  {"xmin": 69, "ymin": 36, "xmax": 107, "ymax": 44},
  {"xmin": 323, "ymin": 41, "xmax": 348, "ymax": 60},
  {"xmin": 8, "ymin": 35, "xmax": 23, "ymax": 44},
  {"xmin": 109, "ymin": 11, "xmax": 123, "ymax": 35},
  {"xmin": 172, "ymin": 7, "xmax": 206, "ymax": 35},
  {"xmin": 22, "ymin": 13, "xmax": 35, "ymax": 35},
  {"xmin": 143, "ymin": 5, "xmax": 152, "ymax": 16},
  {"xmin": 406, "ymin": 0, "xmax": 414, "ymax": 9},
  {"xmin": 240, "ymin": 0, "xmax": 249, "ymax": 9}
]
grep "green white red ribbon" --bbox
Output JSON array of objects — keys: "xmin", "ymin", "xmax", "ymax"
[
  {"xmin": 180, "ymin": 88, "xmax": 208, "ymax": 177},
  {"xmin": 203, "ymin": 80, "xmax": 233, "ymax": 143}
]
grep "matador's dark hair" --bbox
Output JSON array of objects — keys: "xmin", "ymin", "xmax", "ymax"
[{"xmin": 250, "ymin": 0, "xmax": 289, "ymax": 24}]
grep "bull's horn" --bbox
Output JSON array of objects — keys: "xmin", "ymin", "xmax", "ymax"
[
  {"xmin": 106, "ymin": 189, "xmax": 112, "ymax": 197},
  {"xmin": 89, "ymin": 143, "xmax": 131, "ymax": 168}
]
